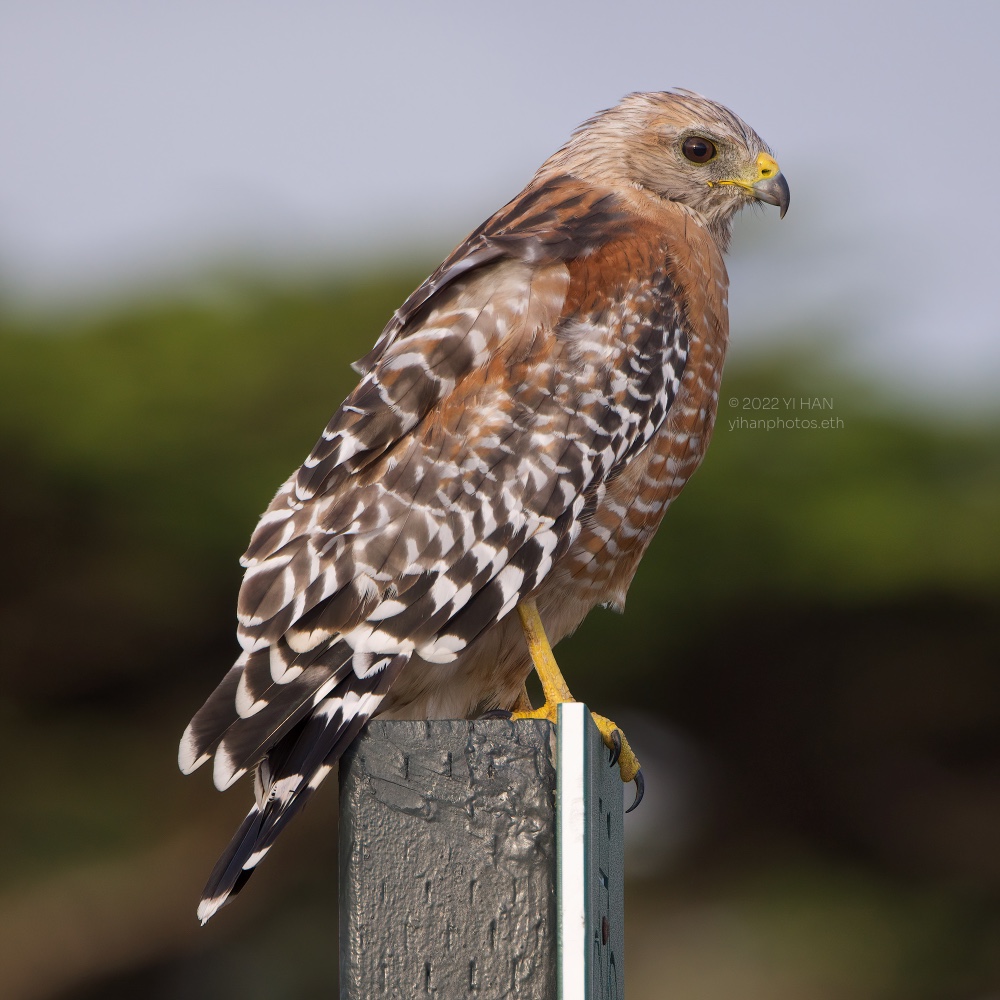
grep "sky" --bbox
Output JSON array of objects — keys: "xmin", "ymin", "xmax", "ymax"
[{"xmin": 1, "ymin": 0, "xmax": 998, "ymax": 404}]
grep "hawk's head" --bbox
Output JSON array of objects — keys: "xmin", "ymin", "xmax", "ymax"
[{"xmin": 546, "ymin": 89, "xmax": 789, "ymax": 247}]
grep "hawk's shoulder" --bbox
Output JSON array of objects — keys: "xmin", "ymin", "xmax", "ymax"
[{"xmin": 353, "ymin": 174, "xmax": 633, "ymax": 376}]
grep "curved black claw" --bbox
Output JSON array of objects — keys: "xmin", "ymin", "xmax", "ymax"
[
  {"xmin": 625, "ymin": 769, "xmax": 645, "ymax": 813},
  {"xmin": 608, "ymin": 729, "xmax": 622, "ymax": 767},
  {"xmin": 480, "ymin": 709, "xmax": 513, "ymax": 720}
]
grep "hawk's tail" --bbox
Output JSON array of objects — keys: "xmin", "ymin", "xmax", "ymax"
[{"xmin": 194, "ymin": 656, "xmax": 405, "ymax": 924}]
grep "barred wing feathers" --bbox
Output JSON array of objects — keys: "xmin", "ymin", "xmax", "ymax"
[{"xmin": 180, "ymin": 175, "xmax": 692, "ymax": 921}]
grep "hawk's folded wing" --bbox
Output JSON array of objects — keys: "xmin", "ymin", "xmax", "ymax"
[{"xmin": 178, "ymin": 175, "xmax": 691, "ymax": 921}]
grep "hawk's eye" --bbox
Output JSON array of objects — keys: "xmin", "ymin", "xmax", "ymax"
[{"xmin": 682, "ymin": 137, "xmax": 716, "ymax": 163}]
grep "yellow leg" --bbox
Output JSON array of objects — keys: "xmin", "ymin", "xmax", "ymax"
[
  {"xmin": 512, "ymin": 599, "xmax": 643, "ymax": 806},
  {"xmin": 515, "ymin": 599, "xmax": 574, "ymax": 712}
]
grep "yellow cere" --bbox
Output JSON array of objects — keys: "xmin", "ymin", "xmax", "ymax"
[
  {"xmin": 710, "ymin": 151, "xmax": 781, "ymax": 193},
  {"xmin": 755, "ymin": 152, "xmax": 780, "ymax": 179}
]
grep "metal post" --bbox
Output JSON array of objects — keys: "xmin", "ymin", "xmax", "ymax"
[
  {"xmin": 338, "ymin": 710, "xmax": 624, "ymax": 998},
  {"xmin": 557, "ymin": 703, "xmax": 625, "ymax": 999}
]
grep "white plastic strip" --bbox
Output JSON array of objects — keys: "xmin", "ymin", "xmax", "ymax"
[{"xmin": 557, "ymin": 702, "xmax": 589, "ymax": 999}]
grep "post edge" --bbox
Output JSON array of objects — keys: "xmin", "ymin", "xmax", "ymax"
[{"xmin": 557, "ymin": 702, "xmax": 590, "ymax": 999}]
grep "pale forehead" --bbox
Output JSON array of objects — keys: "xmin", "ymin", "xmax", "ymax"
[{"xmin": 621, "ymin": 90, "xmax": 769, "ymax": 152}]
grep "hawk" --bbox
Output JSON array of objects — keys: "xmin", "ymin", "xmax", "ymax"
[{"xmin": 180, "ymin": 90, "xmax": 788, "ymax": 923}]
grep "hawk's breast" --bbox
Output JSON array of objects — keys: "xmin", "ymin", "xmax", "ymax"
[{"xmin": 556, "ymin": 206, "xmax": 730, "ymax": 612}]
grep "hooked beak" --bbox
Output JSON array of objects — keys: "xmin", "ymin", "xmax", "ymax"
[{"xmin": 751, "ymin": 152, "xmax": 789, "ymax": 218}]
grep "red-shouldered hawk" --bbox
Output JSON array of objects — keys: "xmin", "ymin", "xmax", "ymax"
[{"xmin": 180, "ymin": 90, "xmax": 788, "ymax": 923}]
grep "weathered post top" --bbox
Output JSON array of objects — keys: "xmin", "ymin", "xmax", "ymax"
[{"xmin": 339, "ymin": 705, "xmax": 624, "ymax": 999}]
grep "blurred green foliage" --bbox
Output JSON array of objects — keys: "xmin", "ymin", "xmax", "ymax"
[
  {"xmin": 1, "ymin": 270, "xmax": 998, "ymax": 999},
  {"xmin": 0, "ymin": 274, "xmax": 420, "ymax": 702}
]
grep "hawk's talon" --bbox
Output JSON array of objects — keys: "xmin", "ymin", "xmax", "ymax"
[
  {"xmin": 589, "ymin": 712, "xmax": 641, "ymax": 792},
  {"xmin": 626, "ymin": 769, "xmax": 645, "ymax": 813},
  {"xmin": 480, "ymin": 708, "xmax": 514, "ymax": 720},
  {"xmin": 608, "ymin": 728, "xmax": 622, "ymax": 767}
]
